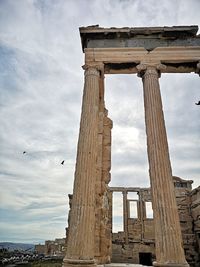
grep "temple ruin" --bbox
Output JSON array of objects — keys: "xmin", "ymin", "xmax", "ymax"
[
  {"xmin": 63, "ymin": 26, "xmax": 200, "ymax": 267},
  {"xmin": 110, "ymin": 177, "xmax": 200, "ymax": 266},
  {"xmin": 65, "ymin": 177, "xmax": 200, "ymax": 266}
]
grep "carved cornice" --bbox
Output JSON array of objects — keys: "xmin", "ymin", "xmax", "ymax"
[{"xmin": 136, "ymin": 62, "xmax": 166, "ymax": 78}]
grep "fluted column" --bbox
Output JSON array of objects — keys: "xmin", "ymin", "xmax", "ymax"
[
  {"xmin": 137, "ymin": 63, "xmax": 189, "ymax": 267},
  {"xmin": 63, "ymin": 64, "xmax": 102, "ymax": 267},
  {"xmin": 122, "ymin": 191, "xmax": 128, "ymax": 244}
]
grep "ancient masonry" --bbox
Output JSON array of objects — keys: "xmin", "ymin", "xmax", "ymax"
[
  {"xmin": 110, "ymin": 177, "xmax": 200, "ymax": 267},
  {"xmin": 63, "ymin": 26, "xmax": 200, "ymax": 267},
  {"xmin": 35, "ymin": 238, "xmax": 66, "ymax": 257},
  {"xmin": 65, "ymin": 177, "xmax": 200, "ymax": 266}
]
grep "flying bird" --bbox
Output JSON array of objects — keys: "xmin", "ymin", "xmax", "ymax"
[
  {"xmin": 195, "ymin": 101, "xmax": 200, "ymax": 105},
  {"xmin": 23, "ymin": 151, "xmax": 27, "ymax": 154},
  {"xmin": 61, "ymin": 160, "xmax": 65, "ymax": 165}
]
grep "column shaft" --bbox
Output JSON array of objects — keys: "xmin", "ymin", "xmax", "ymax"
[
  {"xmin": 140, "ymin": 65, "xmax": 189, "ymax": 267},
  {"xmin": 63, "ymin": 66, "xmax": 100, "ymax": 267},
  {"xmin": 122, "ymin": 191, "xmax": 128, "ymax": 244},
  {"xmin": 138, "ymin": 192, "xmax": 144, "ymax": 240}
]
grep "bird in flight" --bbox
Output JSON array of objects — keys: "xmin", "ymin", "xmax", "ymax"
[
  {"xmin": 23, "ymin": 151, "xmax": 27, "ymax": 154},
  {"xmin": 195, "ymin": 101, "xmax": 200, "ymax": 105},
  {"xmin": 61, "ymin": 160, "xmax": 65, "ymax": 165}
]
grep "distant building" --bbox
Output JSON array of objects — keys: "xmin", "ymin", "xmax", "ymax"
[
  {"xmin": 35, "ymin": 238, "xmax": 66, "ymax": 257},
  {"xmin": 34, "ymin": 244, "xmax": 46, "ymax": 255}
]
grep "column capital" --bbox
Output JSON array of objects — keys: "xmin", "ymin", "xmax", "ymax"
[
  {"xmin": 82, "ymin": 62, "xmax": 104, "ymax": 75},
  {"xmin": 136, "ymin": 62, "xmax": 166, "ymax": 78}
]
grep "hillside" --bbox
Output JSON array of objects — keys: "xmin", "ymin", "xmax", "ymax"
[{"xmin": 0, "ymin": 242, "xmax": 35, "ymax": 252}]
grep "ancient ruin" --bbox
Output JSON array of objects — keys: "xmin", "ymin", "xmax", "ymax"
[
  {"xmin": 110, "ymin": 177, "xmax": 200, "ymax": 266},
  {"xmin": 63, "ymin": 26, "xmax": 200, "ymax": 267},
  {"xmin": 35, "ymin": 238, "xmax": 66, "ymax": 257},
  {"xmin": 65, "ymin": 177, "xmax": 200, "ymax": 266}
]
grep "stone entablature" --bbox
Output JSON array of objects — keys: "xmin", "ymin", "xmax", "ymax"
[{"xmin": 80, "ymin": 25, "xmax": 200, "ymax": 75}]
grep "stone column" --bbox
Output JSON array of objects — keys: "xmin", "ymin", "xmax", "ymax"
[
  {"xmin": 63, "ymin": 64, "xmax": 102, "ymax": 267},
  {"xmin": 137, "ymin": 63, "xmax": 189, "ymax": 267},
  {"xmin": 138, "ymin": 191, "xmax": 144, "ymax": 240},
  {"xmin": 122, "ymin": 191, "xmax": 128, "ymax": 244}
]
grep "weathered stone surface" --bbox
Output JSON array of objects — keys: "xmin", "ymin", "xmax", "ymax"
[
  {"xmin": 95, "ymin": 81, "xmax": 113, "ymax": 265},
  {"xmin": 80, "ymin": 25, "xmax": 199, "ymax": 51},
  {"xmin": 190, "ymin": 186, "xmax": 200, "ymax": 262},
  {"xmin": 97, "ymin": 110, "xmax": 113, "ymax": 264}
]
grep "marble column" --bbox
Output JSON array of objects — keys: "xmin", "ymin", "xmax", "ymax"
[
  {"xmin": 137, "ymin": 63, "xmax": 189, "ymax": 267},
  {"xmin": 63, "ymin": 64, "xmax": 102, "ymax": 267},
  {"xmin": 122, "ymin": 191, "xmax": 128, "ymax": 244},
  {"xmin": 138, "ymin": 191, "xmax": 144, "ymax": 240}
]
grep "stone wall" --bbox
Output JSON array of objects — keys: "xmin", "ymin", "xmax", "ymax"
[
  {"xmin": 174, "ymin": 177, "xmax": 198, "ymax": 265},
  {"xmin": 94, "ymin": 109, "xmax": 113, "ymax": 264},
  {"xmin": 111, "ymin": 177, "xmax": 200, "ymax": 266},
  {"xmin": 190, "ymin": 186, "xmax": 200, "ymax": 262},
  {"xmin": 35, "ymin": 238, "xmax": 66, "ymax": 257}
]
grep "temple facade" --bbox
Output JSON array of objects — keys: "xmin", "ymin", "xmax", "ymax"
[{"xmin": 63, "ymin": 26, "xmax": 200, "ymax": 267}]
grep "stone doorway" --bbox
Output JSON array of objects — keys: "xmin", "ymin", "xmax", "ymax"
[{"xmin": 139, "ymin": 253, "xmax": 152, "ymax": 266}]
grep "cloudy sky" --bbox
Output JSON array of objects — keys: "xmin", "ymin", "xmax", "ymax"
[{"xmin": 0, "ymin": 0, "xmax": 200, "ymax": 243}]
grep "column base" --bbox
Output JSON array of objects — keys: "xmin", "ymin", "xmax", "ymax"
[
  {"xmin": 153, "ymin": 261, "xmax": 189, "ymax": 267},
  {"xmin": 63, "ymin": 258, "xmax": 97, "ymax": 267}
]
